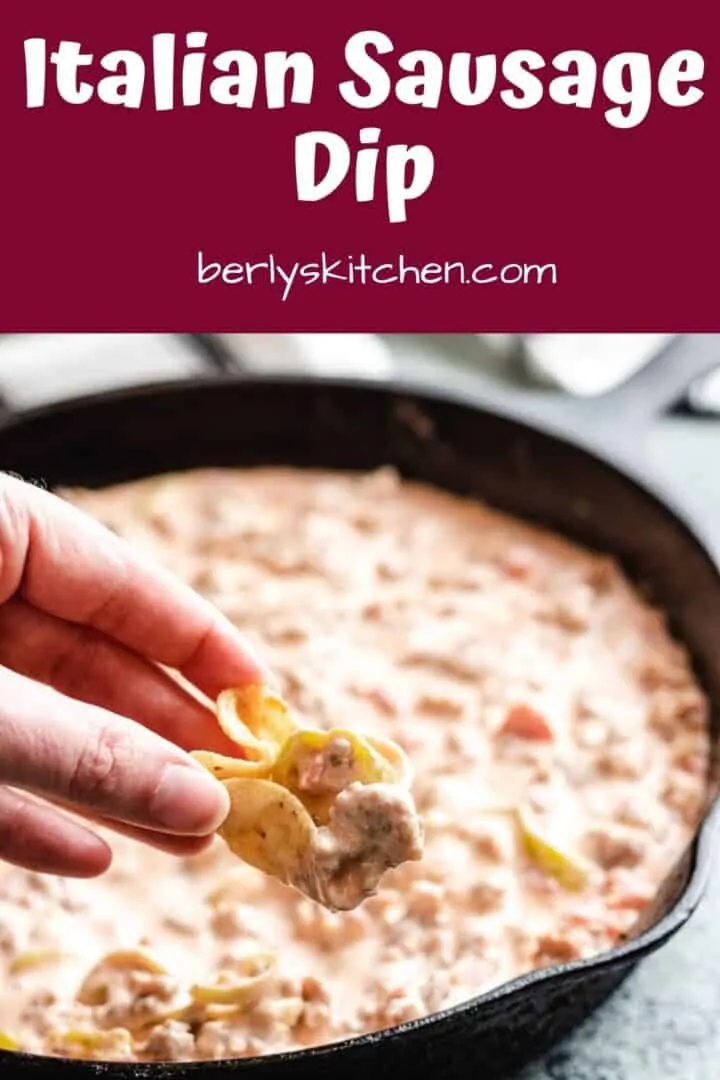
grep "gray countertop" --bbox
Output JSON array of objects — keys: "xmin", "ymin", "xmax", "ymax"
[
  {"xmin": 519, "ymin": 416, "xmax": 720, "ymax": 1080},
  {"xmin": 1, "ymin": 334, "xmax": 718, "ymax": 1079}
]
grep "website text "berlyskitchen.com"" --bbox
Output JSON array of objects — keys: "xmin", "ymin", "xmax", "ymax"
[{"xmin": 196, "ymin": 251, "xmax": 558, "ymax": 301}]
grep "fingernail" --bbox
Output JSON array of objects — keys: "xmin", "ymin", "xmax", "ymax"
[
  {"xmin": 151, "ymin": 764, "xmax": 230, "ymax": 835},
  {"xmin": 218, "ymin": 616, "xmax": 273, "ymax": 682}
]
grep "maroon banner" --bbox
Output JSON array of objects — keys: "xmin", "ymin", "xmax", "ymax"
[{"xmin": 0, "ymin": 1, "xmax": 717, "ymax": 331}]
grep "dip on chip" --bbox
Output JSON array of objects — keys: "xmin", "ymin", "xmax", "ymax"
[{"xmin": 192, "ymin": 684, "xmax": 425, "ymax": 911}]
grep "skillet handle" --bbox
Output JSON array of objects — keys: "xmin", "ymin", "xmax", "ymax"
[
  {"xmin": 191, "ymin": 334, "xmax": 253, "ymax": 374},
  {"xmin": 438, "ymin": 334, "xmax": 720, "ymax": 455},
  {"xmin": 577, "ymin": 333, "xmax": 720, "ymax": 437}
]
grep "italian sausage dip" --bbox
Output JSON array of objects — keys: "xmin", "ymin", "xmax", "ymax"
[{"xmin": 0, "ymin": 467, "xmax": 711, "ymax": 1063}]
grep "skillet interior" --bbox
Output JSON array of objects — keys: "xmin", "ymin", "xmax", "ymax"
[{"xmin": 0, "ymin": 374, "xmax": 719, "ymax": 1080}]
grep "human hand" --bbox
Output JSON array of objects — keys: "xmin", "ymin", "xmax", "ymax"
[{"xmin": 0, "ymin": 473, "xmax": 269, "ymax": 877}]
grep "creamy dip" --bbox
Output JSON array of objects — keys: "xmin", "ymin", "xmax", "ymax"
[{"xmin": 0, "ymin": 466, "xmax": 710, "ymax": 1062}]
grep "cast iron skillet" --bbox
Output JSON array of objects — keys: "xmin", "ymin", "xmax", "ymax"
[{"xmin": 1, "ymin": 335, "xmax": 720, "ymax": 1080}]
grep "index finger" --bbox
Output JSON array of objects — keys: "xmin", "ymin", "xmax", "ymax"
[
  {"xmin": 0, "ymin": 665, "xmax": 230, "ymax": 837},
  {"xmin": 0, "ymin": 473, "xmax": 269, "ymax": 698}
]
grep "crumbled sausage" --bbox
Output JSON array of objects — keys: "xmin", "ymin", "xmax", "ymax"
[
  {"xmin": 663, "ymin": 771, "xmax": 705, "ymax": 824},
  {"xmin": 351, "ymin": 510, "xmax": 380, "ymax": 534},
  {"xmin": 583, "ymin": 555, "xmax": 616, "ymax": 592},
  {"xmin": 194, "ymin": 1022, "xmax": 258, "ymax": 1060},
  {"xmin": 466, "ymin": 882, "xmax": 505, "ymax": 914},
  {"xmin": 298, "ymin": 999, "xmax": 332, "ymax": 1040},
  {"xmin": 467, "ymin": 831, "xmax": 506, "ymax": 862},
  {"xmin": 602, "ymin": 868, "xmax": 655, "ymax": 912},
  {"xmin": 650, "ymin": 688, "xmax": 707, "ymax": 739},
  {"xmin": 265, "ymin": 623, "xmax": 309, "ymax": 646},
  {"xmin": 210, "ymin": 904, "xmax": 254, "ymax": 940},
  {"xmin": 612, "ymin": 797, "xmax": 652, "ymax": 831},
  {"xmin": 423, "ymin": 926, "xmax": 458, "ymax": 966},
  {"xmin": 359, "ymin": 981, "xmax": 425, "ymax": 1029},
  {"xmin": 595, "ymin": 745, "xmax": 645, "ymax": 780},
  {"xmin": 584, "ymin": 827, "xmax": 645, "ymax": 869},
  {"xmin": 377, "ymin": 557, "xmax": 404, "ymax": 582},
  {"xmin": 549, "ymin": 585, "xmax": 594, "ymax": 631},
  {"xmin": 415, "ymin": 692, "xmax": 465, "ymax": 719},
  {"xmin": 356, "ymin": 686, "xmax": 400, "ymax": 717},
  {"xmin": 0, "ymin": 923, "xmax": 17, "ymax": 955},
  {"xmin": 301, "ymin": 977, "xmax": 330, "ymax": 1004},
  {"xmin": 142, "ymin": 1021, "xmax": 195, "ymax": 1061},
  {"xmin": 405, "ymin": 881, "xmax": 445, "ymax": 924},
  {"xmin": 251, "ymin": 995, "xmax": 305, "ymax": 1036},
  {"xmin": 162, "ymin": 914, "xmax": 197, "ymax": 937},
  {"xmin": 532, "ymin": 925, "xmax": 594, "ymax": 968},
  {"xmin": 295, "ymin": 737, "xmax": 357, "ymax": 795},
  {"xmin": 639, "ymin": 653, "xmax": 695, "ymax": 691},
  {"xmin": 293, "ymin": 902, "xmax": 367, "ymax": 950},
  {"xmin": 361, "ymin": 600, "xmax": 384, "ymax": 622}
]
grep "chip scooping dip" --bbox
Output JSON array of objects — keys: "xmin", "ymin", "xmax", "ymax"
[{"xmin": 192, "ymin": 684, "xmax": 425, "ymax": 911}]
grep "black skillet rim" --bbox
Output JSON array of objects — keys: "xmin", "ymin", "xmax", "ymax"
[{"xmin": 1, "ymin": 371, "xmax": 718, "ymax": 1072}]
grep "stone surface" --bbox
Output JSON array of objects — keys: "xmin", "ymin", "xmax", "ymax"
[
  {"xmin": 519, "ymin": 859, "xmax": 720, "ymax": 1080},
  {"xmin": 0, "ymin": 333, "xmax": 211, "ymax": 410}
]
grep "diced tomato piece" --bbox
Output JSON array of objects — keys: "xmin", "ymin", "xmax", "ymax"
[
  {"xmin": 498, "ymin": 704, "xmax": 554, "ymax": 742},
  {"xmin": 606, "ymin": 893, "xmax": 652, "ymax": 912}
]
